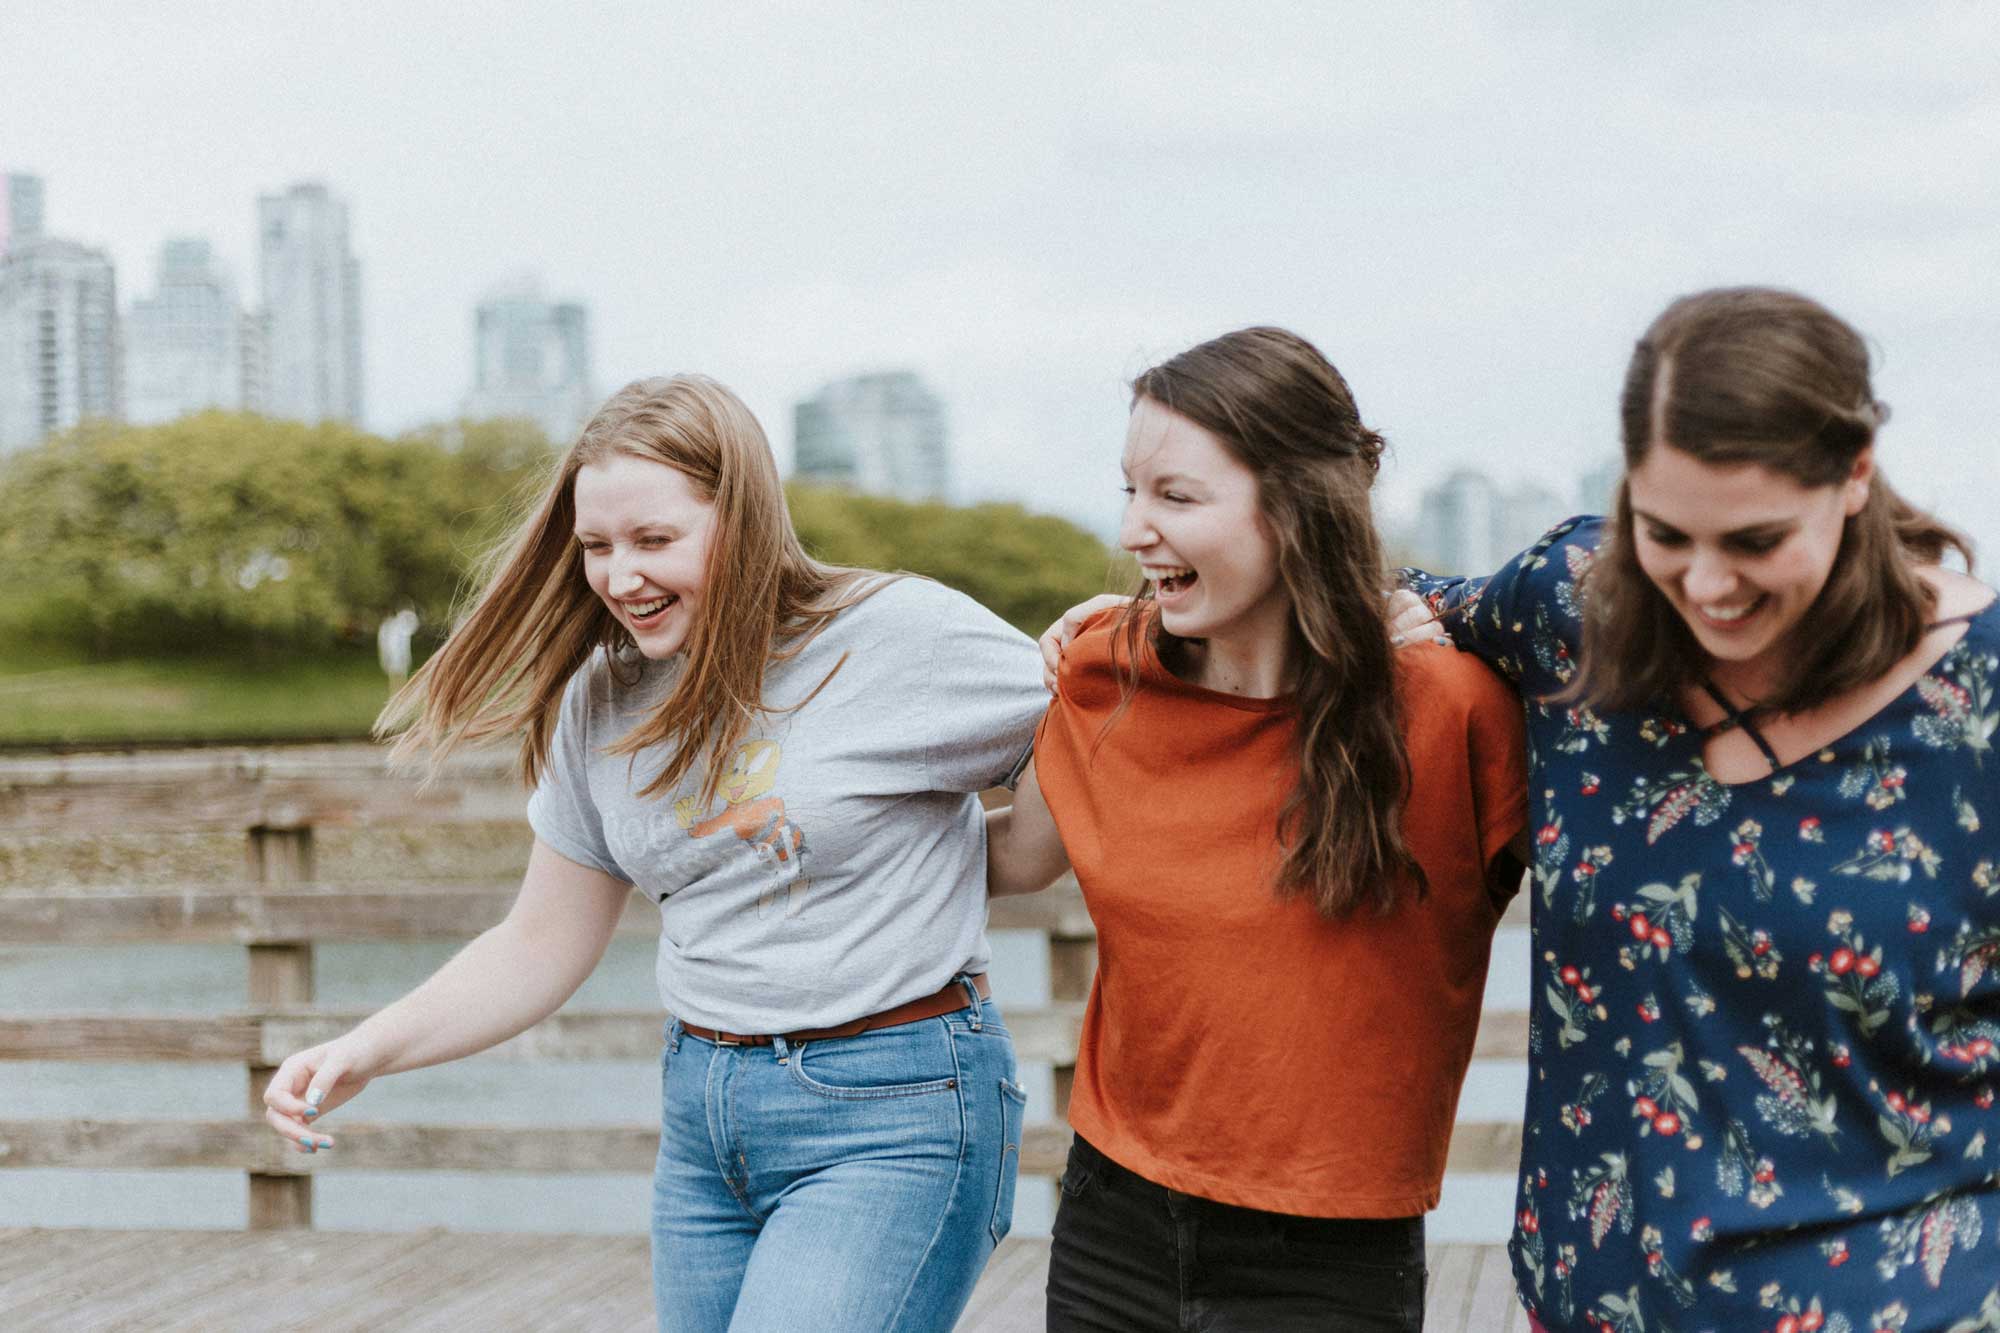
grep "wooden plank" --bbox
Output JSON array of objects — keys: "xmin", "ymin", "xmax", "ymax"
[
  {"xmin": 0, "ymin": 873, "xmax": 1508, "ymax": 940},
  {"xmin": 1443, "ymin": 1118, "xmax": 1524, "ymax": 1175},
  {"xmin": 1468, "ymin": 1239, "xmax": 1531, "ymax": 1332},
  {"xmin": 0, "ymin": 1014, "xmax": 263, "ymax": 1062},
  {"xmin": 1426, "ymin": 1242, "xmax": 1482, "ymax": 1333},
  {"xmin": 0, "ymin": 1000, "xmax": 1102, "ymax": 1068},
  {"xmin": 0, "ymin": 882, "xmax": 658, "ymax": 945},
  {"xmin": 0, "ymin": 1114, "xmax": 1520, "ymax": 1178},
  {"xmin": 987, "ymin": 881, "xmax": 1092, "ymax": 936},
  {"xmin": 0, "ymin": 878, "xmax": 1090, "ymax": 941},
  {"xmin": 960, "ymin": 1236, "xmax": 1051, "ymax": 1333},
  {"xmin": 0, "ymin": 744, "xmax": 523, "ymax": 834},
  {"xmin": 0, "ymin": 1229, "xmax": 1061, "ymax": 1331},
  {"xmin": 1472, "ymin": 1009, "xmax": 1529, "ymax": 1061},
  {"xmin": 0, "ymin": 1229, "xmax": 1515, "ymax": 1329}
]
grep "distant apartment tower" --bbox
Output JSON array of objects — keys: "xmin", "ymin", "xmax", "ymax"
[
  {"xmin": 0, "ymin": 176, "xmax": 120, "ymax": 452},
  {"xmin": 461, "ymin": 278, "xmax": 593, "ymax": 444},
  {"xmin": 257, "ymin": 182, "xmax": 362, "ymax": 425},
  {"xmin": 793, "ymin": 371, "xmax": 949, "ymax": 502},
  {"xmin": 1413, "ymin": 469, "xmax": 1571, "ymax": 574},
  {"xmin": 1415, "ymin": 470, "xmax": 1502, "ymax": 575},
  {"xmin": 125, "ymin": 238, "xmax": 244, "ymax": 424},
  {"xmin": 2, "ymin": 173, "xmax": 46, "ymax": 254},
  {"xmin": 1577, "ymin": 455, "xmax": 1623, "ymax": 516}
]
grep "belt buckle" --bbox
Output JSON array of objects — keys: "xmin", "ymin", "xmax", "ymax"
[{"xmin": 712, "ymin": 1032, "xmax": 742, "ymax": 1046}]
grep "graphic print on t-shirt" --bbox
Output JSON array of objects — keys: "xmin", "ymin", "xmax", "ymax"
[{"xmin": 673, "ymin": 739, "xmax": 810, "ymax": 917}]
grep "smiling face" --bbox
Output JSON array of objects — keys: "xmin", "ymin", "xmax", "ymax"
[
  {"xmin": 572, "ymin": 451, "xmax": 716, "ymax": 659},
  {"xmin": 1626, "ymin": 441, "xmax": 1872, "ymax": 695},
  {"xmin": 1118, "ymin": 396, "xmax": 1290, "ymax": 660}
]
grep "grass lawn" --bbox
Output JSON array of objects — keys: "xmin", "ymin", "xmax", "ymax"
[{"xmin": 0, "ymin": 641, "xmax": 399, "ymax": 746}]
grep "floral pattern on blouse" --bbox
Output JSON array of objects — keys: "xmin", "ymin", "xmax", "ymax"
[{"xmin": 1406, "ymin": 516, "xmax": 2000, "ymax": 1333}]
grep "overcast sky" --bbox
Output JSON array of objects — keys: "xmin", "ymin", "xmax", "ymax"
[{"xmin": 6, "ymin": 2, "xmax": 1997, "ymax": 555}]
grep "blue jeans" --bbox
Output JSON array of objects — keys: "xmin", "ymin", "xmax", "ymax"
[{"xmin": 651, "ymin": 986, "xmax": 1026, "ymax": 1332}]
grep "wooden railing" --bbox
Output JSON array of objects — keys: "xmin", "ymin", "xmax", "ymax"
[{"xmin": 0, "ymin": 745, "xmax": 1527, "ymax": 1230}]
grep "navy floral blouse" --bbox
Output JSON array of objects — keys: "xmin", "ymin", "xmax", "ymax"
[{"xmin": 1407, "ymin": 517, "xmax": 2000, "ymax": 1333}]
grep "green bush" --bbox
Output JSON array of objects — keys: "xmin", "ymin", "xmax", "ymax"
[
  {"xmin": 0, "ymin": 414, "xmax": 553, "ymax": 655},
  {"xmin": 0, "ymin": 414, "xmax": 1120, "ymax": 656},
  {"xmin": 787, "ymin": 484, "xmax": 1129, "ymax": 636}
]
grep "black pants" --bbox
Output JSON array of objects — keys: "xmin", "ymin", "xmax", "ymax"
[{"xmin": 1046, "ymin": 1135, "xmax": 1427, "ymax": 1332}]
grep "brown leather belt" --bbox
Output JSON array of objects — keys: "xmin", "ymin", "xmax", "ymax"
[{"xmin": 680, "ymin": 973, "xmax": 991, "ymax": 1047}]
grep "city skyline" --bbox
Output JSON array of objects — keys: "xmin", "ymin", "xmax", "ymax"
[
  {"xmin": 794, "ymin": 370, "xmax": 951, "ymax": 504},
  {"xmin": 5, "ymin": 5, "xmax": 1997, "ymax": 557}
]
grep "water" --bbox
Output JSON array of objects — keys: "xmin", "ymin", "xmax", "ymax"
[{"xmin": 0, "ymin": 927, "xmax": 1530, "ymax": 1240}]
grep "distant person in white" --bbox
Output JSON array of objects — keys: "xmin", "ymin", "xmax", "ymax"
[
  {"xmin": 375, "ymin": 606, "xmax": 418, "ymax": 686},
  {"xmin": 261, "ymin": 375, "xmax": 1047, "ymax": 1332}
]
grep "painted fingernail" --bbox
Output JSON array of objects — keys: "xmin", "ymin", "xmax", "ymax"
[
  {"xmin": 298, "ymin": 1136, "xmax": 314, "ymax": 1148},
  {"xmin": 316, "ymin": 1139, "xmax": 333, "ymax": 1150},
  {"xmin": 302, "ymin": 1107, "xmax": 319, "ymax": 1119},
  {"xmin": 305, "ymin": 1087, "xmax": 324, "ymax": 1108}
]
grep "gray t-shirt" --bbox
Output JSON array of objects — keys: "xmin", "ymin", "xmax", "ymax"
[{"xmin": 527, "ymin": 575, "xmax": 1048, "ymax": 1033}]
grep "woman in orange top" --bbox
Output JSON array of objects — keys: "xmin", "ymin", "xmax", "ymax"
[{"xmin": 988, "ymin": 327, "xmax": 1528, "ymax": 1331}]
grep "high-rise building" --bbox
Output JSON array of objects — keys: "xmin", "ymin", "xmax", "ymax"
[
  {"xmin": 1414, "ymin": 469, "xmax": 1501, "ymax": 575},
  {"xmin": 1413, "ymin": 468, "xmax": 1578, "ymax": 574},
  {"xmin": 2, "ymin": 173, "xmax": 45, "ymax": 255},
  {"xmin": 257, "ymin": 182, "xmax": 362, "ymax": 425},
  {"xmin": 1497, "ymin": 480, "xmax": 1574, "ymax": 562},
  {"xmin": 125, "ymin": 238, "xmax": 243, "ymax": 424},
  {"xmin": 793, "ymin": 371, "xmax": 949, "ymax": 502},
  {"xmin": 461, "ymin": 277, "xmax": 593, "ymax": 445},
  {"xmin": 239, "ymin": 309, "xmax": 269, "ymax": 414},
  {"xmin": 0, "ymin": 177, "xmax": 120, "ymax": 452},
  {"xmin": 1578, "ymin": 455, "xmax": 1623, "ymax": 517}
]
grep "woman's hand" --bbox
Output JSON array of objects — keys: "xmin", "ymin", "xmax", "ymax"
[
  {"xmin": 1038, "ymin": 594, "xmax": 1131, "ymax": 691},
  {"xmin": 1386, "ymin": 590, "xmax": 1452, "ymax": 648},
  {"xmin": 261, "ymin": 1028, "xmax": 386, "ymax": 1154},
  {"xmin": 254, "ymin": 838, "xmax": 633, "ymax": 1155}
]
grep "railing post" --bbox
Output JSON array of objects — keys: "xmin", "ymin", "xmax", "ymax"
[
  {"xmin": 246, "ymin": 824, "xmax": 315, "ymax": 1230},
  {"xmin": 1047, "ymin": 932, "xmax": 1096, "ymax": 1118}
]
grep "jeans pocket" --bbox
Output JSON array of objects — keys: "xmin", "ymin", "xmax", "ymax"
[
  {"xmin": 1057, "ymin": 1134, "xmax": 1099, "ymax": 1200},
  {"xmin": 1278, "ymin": 1216, "xmax": 1427, "ymax": 1328},
  {"xmin": 991, "ymin": 1078, "xmax": 1028, "ymax": 1244},
  {"xmin": 785, "ymin": 1024, "xmax": 962, "ymax": 1101}
]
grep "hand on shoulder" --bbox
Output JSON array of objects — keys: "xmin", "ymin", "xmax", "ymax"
[{"xmin": 1922, "ymin": 564, "xmax": 1997, "ymax": 619}]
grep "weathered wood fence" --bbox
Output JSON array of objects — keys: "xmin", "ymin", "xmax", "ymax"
[{"xmin": 0, "ymin": 744, "xmax": 1527, "ymax": 1232}]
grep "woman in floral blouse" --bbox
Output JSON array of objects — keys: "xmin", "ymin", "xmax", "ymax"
[{"xmin": 1398, "ymin": 287, "xmax": 2000, "ymax": 1333}]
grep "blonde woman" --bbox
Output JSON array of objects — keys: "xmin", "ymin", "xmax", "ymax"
[{"xmin": 261, "ymin": 377, "xmax": 1045, "ymax": 1332}]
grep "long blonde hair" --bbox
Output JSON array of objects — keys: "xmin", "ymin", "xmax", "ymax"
[{"xmin": 379, "ymin": 375, "xmax": 886, "ymax": 800}]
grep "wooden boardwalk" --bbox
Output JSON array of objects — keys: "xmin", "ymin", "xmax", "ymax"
[{"xmin": 0, "ymin": 1229, "xmax": 1525, "ymax": 1331}]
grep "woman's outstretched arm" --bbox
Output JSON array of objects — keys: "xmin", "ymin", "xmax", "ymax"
[
  {"xmin": 260, "ymin": 837, "xmax": 633, "ymax": 1150},
  {"xmin": 985, "ymin": 759, "xmax": 1071, "ymax": 898}
]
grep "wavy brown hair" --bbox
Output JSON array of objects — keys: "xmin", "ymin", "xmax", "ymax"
[
  {"xmin": 1574, "ymin": 287, "xmax": 1972, "ymax": 715},
  {"xmin": 378, "ymin": 375, "xmax": 886, "ymax": 802},
  {"xmin": 1111, "ymin": 326, "xmax": 1423, "ymax": 918}
]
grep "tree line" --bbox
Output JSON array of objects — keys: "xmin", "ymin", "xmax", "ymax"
[{"xmin": 0, "ymin": 414, "xmax": 1130, "ymax": 657}]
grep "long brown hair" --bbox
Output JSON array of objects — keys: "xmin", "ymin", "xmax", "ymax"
[
  {"xmin": 378, "ymin": 375, "xmax": 884, "ymax": 800},
  {"xmin": 1112, "ymin": 327, "xmax": 1423, "ymax": 919},
  {"xmin": 1575, "ymin": 287, "xmax": 1972, "ymax": 714}
]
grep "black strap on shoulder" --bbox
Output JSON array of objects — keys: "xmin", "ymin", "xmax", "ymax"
[{"xmin": 1926, "ymin": 612, "xmax": 1980, "ymax": 632}]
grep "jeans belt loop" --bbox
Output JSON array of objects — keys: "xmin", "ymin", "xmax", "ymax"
[{"xmin": 958, "ymin": 973, "xmax": 983, "ymax": 1031}]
